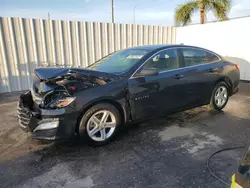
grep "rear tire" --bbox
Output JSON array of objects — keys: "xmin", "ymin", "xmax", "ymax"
[
  {"xmin": 78, "ymin": 103, "xmax": 121, "ymax": 146},
  {"xmin": 210, "ymin": 81, "xmax": 229, "ymax": 111}
]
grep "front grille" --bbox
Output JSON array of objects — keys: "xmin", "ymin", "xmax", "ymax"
[{"xmin": 17, "ymin": 103, "xmax": 32, "ymax": 129}]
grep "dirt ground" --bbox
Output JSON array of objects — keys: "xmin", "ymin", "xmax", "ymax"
[{"xmin": 0, "ymin": 83, "xmax": 250, "ymax": 188}]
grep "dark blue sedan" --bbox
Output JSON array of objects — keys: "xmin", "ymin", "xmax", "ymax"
[{"xmin": 18, "ymin": 45, "xmax": 240, "ymax": 145}]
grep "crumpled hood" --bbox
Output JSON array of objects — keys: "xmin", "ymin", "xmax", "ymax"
[
  {"xmin": 35, "ymin": 68, "xmax": 69, "ymax": 80},
  {"xmin": 34, "ymin": 67, "xmax": 117, "ymax": 81},
  {"xmin": 32, "ymin": 67, "xmax": 118, "ymax": 97}
]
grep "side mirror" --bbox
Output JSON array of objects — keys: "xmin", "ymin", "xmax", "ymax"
[{"xmin": 135, "ymin": 68, "xmax": 159, "ymax": 77}]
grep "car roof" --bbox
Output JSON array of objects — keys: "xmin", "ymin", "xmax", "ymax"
[
  {"xmin": 127, "ymin": 44, "xmax": 206, "ymax": 51},
  {"xmin": 127, "ymin": 44, "xmax": 220, "ymax": 56},
  {"xmin": 127, "ymin": 44, "xmax": 170, "ymax": 50}
]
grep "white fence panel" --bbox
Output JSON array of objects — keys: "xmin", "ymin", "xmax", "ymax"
[{"xmin": 0, "ymin": 17, "xmax": 176, "ymax": 93}]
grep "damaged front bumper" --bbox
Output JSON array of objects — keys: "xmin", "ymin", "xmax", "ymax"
[{"xmin": 17, "ymin": 91, "xmax": 78, "ymax": 141}]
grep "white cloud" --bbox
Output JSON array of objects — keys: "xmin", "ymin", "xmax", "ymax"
[
  {"xmin": 134, "ymin": 10, "xmax": 173, "ymax": 25},
  {"xmin": 139, "ymin": 11, "xmax": 174, "ymax": 19},
  {"xmin": 229, "ymin": 0, "xmax": 250, "ymax": 18},
  {"xmin": 114, "ymin": 8, "xmax": 174, "ymax": 25}
]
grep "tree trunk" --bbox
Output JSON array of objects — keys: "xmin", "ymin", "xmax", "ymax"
[{"xmin": 199, "ymin": 3, "xmax": 205, "ymax": 24}]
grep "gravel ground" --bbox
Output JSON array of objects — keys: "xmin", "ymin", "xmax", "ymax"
[{"xmin": 0, "ymin": 83, "xmax": 250, "ymax": 188}]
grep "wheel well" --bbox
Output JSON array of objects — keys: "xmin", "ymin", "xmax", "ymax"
[
  {"xmin": 75, "ymin": 99, "xmax": 125, "ymax": 133},
  {"xmin": 216, "ymin": 77, "xmax": 233, "ymax": 95}
]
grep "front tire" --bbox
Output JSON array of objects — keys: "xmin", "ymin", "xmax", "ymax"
[
  {"xmin": 78, "ymin": 103, "xmax": 121, "ymax": 146},
  {"xmin": 210, "ymin": 81, "xmax": 229, "ymax": 111}
]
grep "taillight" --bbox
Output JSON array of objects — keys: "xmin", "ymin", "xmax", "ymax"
[{"xmin": 234, "ymin": 64, "xmax": 239, "ymax": 70}]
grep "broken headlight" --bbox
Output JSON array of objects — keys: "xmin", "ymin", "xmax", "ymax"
[
  {"xmin": 50, "ymin": 96, "xmax": 76, "ymax": 108},
  {"xmin": 42, "ymin": 91, "xmax": 76, "ymax": 109}
]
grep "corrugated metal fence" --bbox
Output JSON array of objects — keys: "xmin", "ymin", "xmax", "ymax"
[{"xmin": 0, "ymin": 17, "xmax": 176, "ymax": 93}]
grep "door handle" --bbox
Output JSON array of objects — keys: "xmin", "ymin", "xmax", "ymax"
[{"xmin": 174, "ymin": 74, "xmax": 184, "ymax": 79}]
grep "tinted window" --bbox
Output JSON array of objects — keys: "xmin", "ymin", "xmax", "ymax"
[
  {"xmin": 182, "ymin": 49, "xmax": 206, "ymax": 67},
  {"xmin": 206, "ymin": 52, "xmax": 220, "ymax": 63},
  {"xmin": 87, "ymin": 49, "xmax": 151, "ymax": 74},
  {"xmin": 143, "ymin": 49, "xmax": 179, "ymax": 72}
]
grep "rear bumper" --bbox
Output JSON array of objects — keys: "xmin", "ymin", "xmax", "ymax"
[
  {"xmin": 17, "ymin": 92, "xmax": 78, "ymax": 141},
  {"xmin": 231, "ymin": 85, "xmax": 239, "ymax": 96}
]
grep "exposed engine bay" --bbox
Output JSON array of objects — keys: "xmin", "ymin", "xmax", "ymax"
[{"xmin": 31, "ymin": 68, "xmax": 117, "ymax": 109}]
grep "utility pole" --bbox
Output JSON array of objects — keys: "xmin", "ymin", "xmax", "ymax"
[
  {"xmin": 111, "ymin": 0, "xmax": 114, "ymax": 23},
  {"xmin": 133, "ymin": 7, "xmax": 135, "ymax": 24},
  {"xmin": 48, "ymin": 12, "xmax": 50, "ymax": 20}
]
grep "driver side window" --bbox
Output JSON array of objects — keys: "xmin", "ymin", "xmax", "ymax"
[{"xmin": 143, "ymin": 49, "xmax": 180, "ymax": 72}]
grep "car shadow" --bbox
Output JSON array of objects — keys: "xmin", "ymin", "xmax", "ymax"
[{"xmin": 26, "ymin": 106, "xmax": 226, "ymax": 159}]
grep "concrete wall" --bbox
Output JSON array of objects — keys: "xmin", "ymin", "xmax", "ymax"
[
  {"xmin": 0, "ymin": 17, "xmax": 176, "ymax": 93},
  {"xmin": 176, "ymin": 17, "xmax": 250, "ymax": 81}
]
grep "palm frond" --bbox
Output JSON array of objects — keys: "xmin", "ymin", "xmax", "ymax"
[
  {"xmin": 211, "ymin": 0, "xmax": 231, "ymax": 20},
  {"xmin": 175, "ymin": 1, "xmax": 199, "ymax": 26},
  {"xmin": 217, "ymin": 0, "xmax": 232, "ymax": 10},
  {"xmin": 201, "ymin": 0, "xmax": 212, "ymax": 10},
  {"xmin": 201, "ymin": 0, "xmax": 231, "ymax": 12}
]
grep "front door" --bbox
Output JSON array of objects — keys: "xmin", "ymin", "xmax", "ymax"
[{"xmin": 128, "ymin": 48, "xmax": 190, "ymax": 121}]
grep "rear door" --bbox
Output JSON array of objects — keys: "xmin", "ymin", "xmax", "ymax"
[{"xmin": 180, "ymin": 48, "xmax": 222, "ymax": 106}]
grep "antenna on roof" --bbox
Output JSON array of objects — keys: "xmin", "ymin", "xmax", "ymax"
[{"xmin": 180, "ymin": 43, "xmax": 184, "ymax": 45}]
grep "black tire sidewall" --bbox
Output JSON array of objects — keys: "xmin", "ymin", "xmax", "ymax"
[
  {"xmin": 78, "ymin": 103, "xmax": 121, "ymax": 146},
  {"xmin": 210, "ymin": 82, "xmax": 229, "ymax": 110}
]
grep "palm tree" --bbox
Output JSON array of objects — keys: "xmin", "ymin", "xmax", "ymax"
[{"xmin": 175, "ymin": 0, "xmax": 231, "ymax": 26}]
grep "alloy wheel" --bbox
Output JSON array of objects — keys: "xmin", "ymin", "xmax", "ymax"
[
  {"xmin": 214, "ymin": 86, "xmax": 228, "ymax": 107},
  {"xmin": 86, "ymin": 110, "xmax": 116, "ymax": 142}
]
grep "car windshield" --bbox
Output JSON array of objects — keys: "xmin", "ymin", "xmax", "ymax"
[{"xmin": 87, "ymin": 49, "xmax": 150, "ymax": 74}]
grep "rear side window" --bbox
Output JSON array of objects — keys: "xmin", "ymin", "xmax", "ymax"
[
  {"xmin": 182, "ymin": 48, "xmax": 207, "ymax": 67},
  {"xmin": 206, "ymin": 52, "xmax": 220, "ymax": 63}
]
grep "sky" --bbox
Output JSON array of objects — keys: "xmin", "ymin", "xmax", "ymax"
[{"xmin": 0, "ymin": 0, "xmax": 250, "ymax": 26}]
